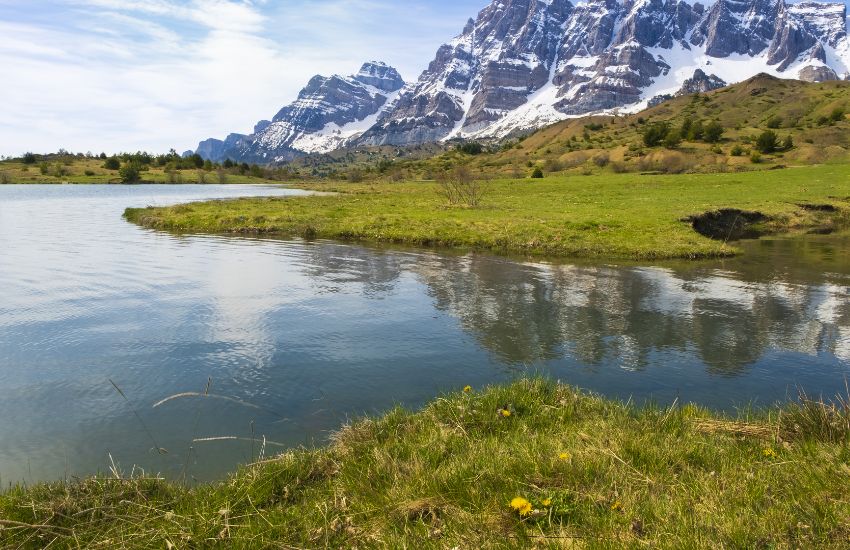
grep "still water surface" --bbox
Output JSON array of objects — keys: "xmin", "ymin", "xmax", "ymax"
[{"xmin": 1, "ymin": 184, "xmax": 849, "ymax": 483}]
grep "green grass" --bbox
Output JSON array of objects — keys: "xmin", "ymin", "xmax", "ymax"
[
  {"xmin": 3, "ymin": 379, "xmax": 850, "ymax": 548},
  {"xmin": 125, "ymin": 164, "xmax": 850, "ymax": 260}
]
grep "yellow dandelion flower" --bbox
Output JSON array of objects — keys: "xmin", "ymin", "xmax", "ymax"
[
  {"xmin": 463, "ymin": 385, "xmax": 472, "ymax": 393},
  {"xmin": 500, "ymin": 408, "xmax": 512, "ymax": 417},
  {"xmin": 541, "ymin": 498, "xmax": 552, "ymax": 507},
  {"xmin": 510, "ymin": 497, "xmax": 533, "ymax": 516},
  {"xmin": 762, "ymin": 448, "xmax": 777, "ymax": 458},
  {"xmin": 558, "ymin": 452, "xmax": 572, "ymax": 461},
  {"xmin": 611, "ymin": 500, "xmax": 623, "ymax": 512}
]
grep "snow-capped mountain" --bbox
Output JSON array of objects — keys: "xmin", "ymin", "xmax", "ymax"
[
  {"xmin": 195, "ymin": 0, "xmax": 850, "ymax": 161},
  {"xmin": 196, "ymin": 62, "xmax": 405, "ymax": 163},
  {"xmin": 357, "ymin": 0, "xmax": 850, "ymax": 146}
]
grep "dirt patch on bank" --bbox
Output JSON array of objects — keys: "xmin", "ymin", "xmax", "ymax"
[{"xmin": 687, "ymin": 209, "xmax": 770, "ymax": 241}]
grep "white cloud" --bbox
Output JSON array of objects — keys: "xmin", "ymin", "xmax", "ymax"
[{"xmin": 0, "ymin": 0, "xmax": 484, "ymax": 155}]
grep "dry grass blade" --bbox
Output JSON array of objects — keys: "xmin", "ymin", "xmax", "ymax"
[
  {"xmin": 693, "ymin": 419, "xmax": 775, "ymax": 439},
  {"xmin": 153, "ymin": 392, "xmax": 287, "ymax": 420},
  {"xmin": 109, "ymin": 379, "xmax": 167, "ymax": 455},
  {"xmin": 192, "ymin": 437, "xmax": 289, "ymax": 448}
]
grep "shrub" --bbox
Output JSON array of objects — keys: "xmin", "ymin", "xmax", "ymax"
[
  {"xmin": 457, "ymin": 142, "xmax": 484, "ymax": 155},
  {"xmin": 592, "ymin": 152, "xmax": 609, "ymax": 167},
  {"xmin": 23, "ymin": 152, "xmax": 37, "ymax": 164},
  {"xmin": 544, "ymin": 158, "xmax": 563, "ymax": 172},
  {"xmin": 84, "ymin": 170, "xmax": 95, "ymax": 177},
  {"xmin": 657, "ymin": 152, "xmax": 692, "ymax": 174},
  {"xmin": 680, "ymin": 117, "xmax": 693, "ymax": 138},
  {"xmin": 750, "ymin": 151, "xmax": 762, "ymax": 164},
  {"xmin": 197, "ymin": 170, "xmax": 207, "ymax": 184},
  {"xmin": 756, "ymin": 130, "xmax": 779, "ymax": 154},
  {"xmin": 437, "ymin": 167, "xmax": 488, "ymax": 207},
  {"xmin": 103, "ymin": 157, "xmax": 120, "ymax": 170},
  {"xmin": 686, "ymin": 120, "xmax": 704, "ymax": 141},
  {"xmin": 766, "ymin": 115, "xmax": 783, "ymax": 129},
  {"xmin": 830, "ymin": 107, "xmax": 845, "ymax": 122},
  {"xmin": 347, "ymin": 169, "xmax": 364, "ymax": 183},
  {"xmin": 663, "ymin": 129, "xmax": 682, "ymax": 149},
  {"xmin": 703, "ymin": 121, "xmax": 724, "ymax": 143},
  {"xmin": 119, "ymin": 163, "xmax": 141, "ymax": 183},
  {"xmin": 782, "ymin": 135, "xmax": 794, "ymax": 150},
  {"xmin": 530, "ymin": 167, "xmax": 544, "ymax": 179},
  {"xmin": 610, "ymin": 161, "xmax": 629, "ymax": 173},
  {"xmin": 0, "ymin": 172, "xmax": 9, "ymax": 184},
  {"xmin": 39, "ymin": 162, "xmax": 49, "ymax": 175},
  {"xmin": 816, "ymin": 115, "xmax": 830, "ymax": 126},
  {"xmin": 52, "ymin": 164, "xmax": 68, "ymax": 178},
  {"xmin": 642, "ymin": 123, "xmax": 670, "ymax": 147}
]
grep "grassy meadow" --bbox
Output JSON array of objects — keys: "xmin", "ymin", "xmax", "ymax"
[
  {"xmin": 125, "ymin": 163, "xmax": 850, "ymax": 260},
  {"xmin": 2, "ymin": 379, "xmax": 850, "ymax": 548}
]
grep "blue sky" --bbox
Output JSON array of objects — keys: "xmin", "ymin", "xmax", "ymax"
[{"xmin": 0, "ymin": 0, "xmax": 485, "ymax": 155}]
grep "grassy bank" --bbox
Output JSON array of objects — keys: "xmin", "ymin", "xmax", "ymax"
[
  {"xmin": 2, "ymin": 379, "xmax": 850, "ymax": 548},
  {"xmin": 0, "ymin": 157, "xmax": 285, "ymax": 185},
  {"xmin": 125, "ymin": 164, "xmax": 850, "ymax": 260}
]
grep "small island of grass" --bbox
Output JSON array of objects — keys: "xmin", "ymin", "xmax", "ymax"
[{"xmin": 125, "ymin": 164, "xmax": 850, "ymax": 260}]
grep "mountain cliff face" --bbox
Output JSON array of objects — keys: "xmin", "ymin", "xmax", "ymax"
[
  {"xmin": 196, "ymin": 0, "xmax": 850, "ymax": 161},
  {"xmin": 197, "ymin": 62, "xmax": 404, "ymax": 163}
]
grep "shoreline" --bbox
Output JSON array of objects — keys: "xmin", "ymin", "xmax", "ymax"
[
  {"xmin": 124, "ymin": 165, "xmax": 850, "ymax": 261},
  {"xmin": 2, "ymin": 379, "xmax": 848, "ymax": 548}
]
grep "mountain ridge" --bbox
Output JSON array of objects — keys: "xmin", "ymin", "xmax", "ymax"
[{"xmin": 195, "ymin": 0, "xmax": 850, "ymax": 163}]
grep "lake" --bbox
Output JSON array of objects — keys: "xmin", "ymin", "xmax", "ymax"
[{"xmin": 1, "ymin": 184, "xmax": 848, "ymax": 484}]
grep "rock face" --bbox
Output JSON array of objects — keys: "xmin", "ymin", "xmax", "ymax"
[
  {"xmin": 196, "ymin": 62, "xmax": 405, "ymax": 163},
  {"xmin": 678, "ymin": 69, "xmax": 727, "ymax": 95},
  {"xmin": 196, "ymin": 0, "xmax": 850, "ymax": 160},
  {"xmin": 799, "ymin": 65, "xmax": 840, "ymax": 82}
]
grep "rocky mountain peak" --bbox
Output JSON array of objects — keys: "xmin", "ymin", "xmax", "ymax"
[
  {"xmin": 353, "ymin": 61, "xmax": 405, "ymax": 92},
  {"xmin": 194, "ymin": 61, "xmax": 405, "ymax": 162},
  {"xmin": 195, "ymin": 0, "xmax": 850, "ymax": 160}
]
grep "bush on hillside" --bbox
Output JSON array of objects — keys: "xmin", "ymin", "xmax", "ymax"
[
  {"xmin": 703, "ymin": 121, "xmax": 724, "ymax": 143},
  {"xmin": 766, "ymin": 115, "xmax": 783, "ymax": 129},
  {"xmin": 457, "ymin": 142, "xmax": 484, "ymax": 155},
  {"xmin": 756, "ymin": 130, "xmax": 779, "ymax": 154},
  {"xmin": 642, "ymin": 123, "xmax": 670, "ymax": 147},
  {"xmin": 530, "ymin": 167, "xmax": 544, "ymax": 179},
  {"xmin": 663, "ymin": 129, "xmax": 682, "ymax": 149}
]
